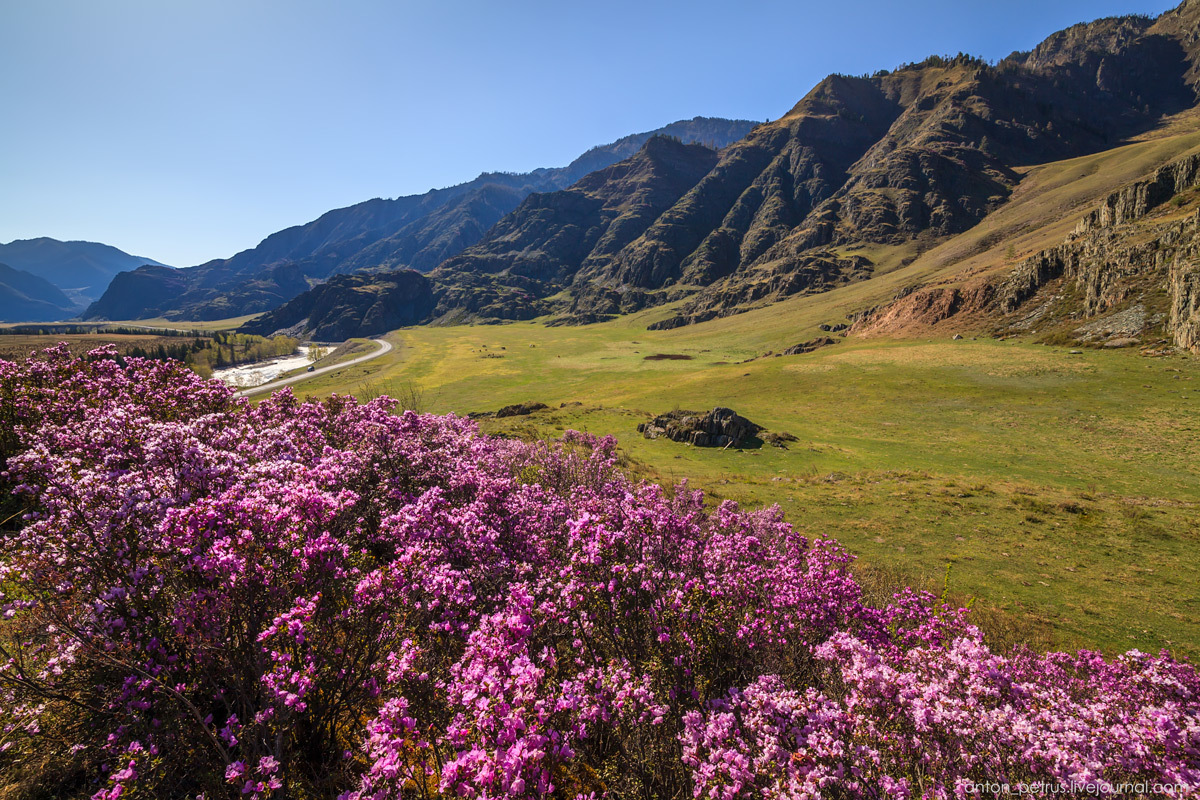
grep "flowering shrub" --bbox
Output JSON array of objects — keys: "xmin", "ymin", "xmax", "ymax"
[{"xmin": 0, "ymin": 345, "xmax": 1196, "ymax": 799}]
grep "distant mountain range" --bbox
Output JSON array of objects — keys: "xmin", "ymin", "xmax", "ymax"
[
  {"xmin": 240, "ymin": 1, "xmax": 1200, "ymax": 351},
  {"xmin": 0, "ymin": 262, "xmax": 79, "ymax": 322},
  {"xmin": 83, "ymin": 117, "xmax": 759, "ymax": 321},
  {"xmin": 0, "ymin": 238, "xmax": 169, "ymax": 321}
]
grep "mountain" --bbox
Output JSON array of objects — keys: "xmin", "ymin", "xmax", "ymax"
[
  {"xmin": 242, "ymin": 136, "xmax": 721, "ymax": 336},
  {"xmin": 84, "ymin": 117, "xmax": 759, "ymax": 322},
  {"xmin": 0, "ymin": 262, "xmax": 80, "ymax": 322},
  {"xmin": 242, "ymin": 270, "xmax": 435, "ymax": 341},
  {"xmin": 433, "ymin": 136, "xmax": 721, "ymax": 321},
  {"xmin": 630, "ymin": 18, "xmax": 1194, "ymax": 328},
  {"xmin": 0, "ymin": 238, "xmax": 169, "ymax": 307},
  {"xmin": 242, "ymin": 3, "xmax": 1200, "ymax": 340}
]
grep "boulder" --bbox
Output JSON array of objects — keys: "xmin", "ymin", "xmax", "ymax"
[
  {"xmin": 496, "ymin": 402, "xmax": 548, "ymax": 418},
  {"xmin": 638, "ymin": 407, "xmax": 763, "ymax": 448}
]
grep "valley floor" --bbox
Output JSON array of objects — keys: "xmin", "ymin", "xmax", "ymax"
[{"xmin": 288, "ymin": 319, "xmax": 1200, "ymax": 659}]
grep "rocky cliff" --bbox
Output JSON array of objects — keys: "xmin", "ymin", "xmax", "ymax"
[
  {"xmin": 852, "ymin": 149, "xmax": 1200, "ymax": 352},
  {"xmin": 992, "ymin": 151, "xmax": 1200, "ymax": 351}
]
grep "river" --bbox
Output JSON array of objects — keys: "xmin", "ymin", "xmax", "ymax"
[{"xmin": 212, "ymin": 346, "xmax": 311, "ymax": 388}]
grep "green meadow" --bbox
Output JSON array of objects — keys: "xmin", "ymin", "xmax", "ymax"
[{"xmin": 275, "ymin": 311, "xmax": 1200, "ymax": 660}]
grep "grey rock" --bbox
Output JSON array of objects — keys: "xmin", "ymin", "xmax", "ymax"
[{"xmin": 639, "ymin": 407, "xmax": 763, "ymax": 449}]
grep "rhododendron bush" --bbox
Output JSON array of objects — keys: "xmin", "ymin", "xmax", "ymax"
[{"xmin": 0, "ymin": 346, "xmax": 1196, "ymax": 799}]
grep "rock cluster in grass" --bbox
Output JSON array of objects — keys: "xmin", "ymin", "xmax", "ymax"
[
  {"xmin": 638, "ymin": 407, "xmax": 762, "ymax": 448},
  {"xmin": 781, "ymin": 336, "xmax": 839, "ymax": 355},
  {"xmin": 496, "ymin": 401, "xmax": 549, "ymax": 418}
]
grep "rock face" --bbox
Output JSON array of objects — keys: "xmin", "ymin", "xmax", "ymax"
[
  {"xmin": 637, "ymin": 408, "xmax": 762, "ymax": 448},
  {"xmin": 1170, "ymin": 254, "xmax": 1200, "ymax": 351},
  {"xmin": 990, "ymin": 151, "xmax": 1200, "ymax": 351},
  {"xmin": 852, "ymin": 148, "xmax": 1200, "ymax": 352}
]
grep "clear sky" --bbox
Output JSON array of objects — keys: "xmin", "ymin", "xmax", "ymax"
[{"xmin": 0, "ymin": 0, "xmax": 1178, "ymax": 267}]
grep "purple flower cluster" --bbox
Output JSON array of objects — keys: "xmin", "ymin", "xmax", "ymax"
[{"xmin": 0, "ymin": 345, "xmax": 1196, "ymax": 799}]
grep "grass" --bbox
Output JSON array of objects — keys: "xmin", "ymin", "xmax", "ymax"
[
  {"xmin": 0, "ymin": 333, "xmax": 203, "ymax": 361},
  {"xmin": 287, "ymin": 323, "xmax": 1200, "ymax": 659},
  {"xmin": 105, "ymin": 314, "xmax": 261, "ymax": 331}
]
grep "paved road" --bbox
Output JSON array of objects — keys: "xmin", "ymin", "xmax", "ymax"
[{"xmin": 236, "ymin": 338, "xmax": 393, "ymax": 398}]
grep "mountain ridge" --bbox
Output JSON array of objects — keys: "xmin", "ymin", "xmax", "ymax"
[
  {"xmin": 83, "ymin": 117, "xmax": 759, "ymax": 322},
  {"xmin": 0, "ymin": 262, "xmax": 81, "ymax": 322},
  {"xmin": 0, "ymin": 237, "xmax": 169, "ymax": 310}
]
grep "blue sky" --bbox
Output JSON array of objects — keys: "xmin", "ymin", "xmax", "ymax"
[{"xmin": 0, "ymin": 0, "xmax": 1177, "ymax": 267}]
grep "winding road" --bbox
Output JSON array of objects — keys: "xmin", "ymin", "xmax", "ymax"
[{"xmin": 235, "ymin": 338, "xmax": 393, "ymax": 398}]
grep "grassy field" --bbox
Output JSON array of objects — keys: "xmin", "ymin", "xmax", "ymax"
[{"xmin": 282, "ymin": 318, "xmax": 1200, "ymax": 659}]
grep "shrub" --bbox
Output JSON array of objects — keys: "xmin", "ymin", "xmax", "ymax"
[{"xmin": 0, "ymin": 346, "xmax": 1196, "ymax": 799}]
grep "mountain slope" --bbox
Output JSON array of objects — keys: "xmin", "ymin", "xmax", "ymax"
[
  {"xmin": 637, "ymin": 18, "xmax": 1196, "ymax": 329},
  {"xmin": 435, "ymin": 136, "xmax": 721, "ymax": 320},
  {"xmin": 242, "ymin": 270, "xmax": 435, "ymax": 341},
  {"xmin": 242, "ymin": 137, "xmax": 722, "ymax": 335},
  {"xmin": 0, "ymin": 237, "xmax": 168, "ymax": 304},
  {"xmin": 84, "ymin": 117, "xmax": 758, "ymax": 322},
  {"xmin": 0, "ymin": 262, "xmax": 80, "ymax": 322}
]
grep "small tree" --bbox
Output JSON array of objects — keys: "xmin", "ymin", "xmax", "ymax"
[{"xmin": 307, "ymin": 344, "xmax": 328, "ymax": 363}]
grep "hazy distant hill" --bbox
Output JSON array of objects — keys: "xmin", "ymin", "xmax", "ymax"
[
  {"xmin": 85, "ymin": 117, "xmax": 758, "ymax": 321},
  {"xmin": 0, "ymin": 262, "xmax": 80, "ymax": 322},
  {"xmin": 0, "ymin": 238, "xmax": 169, "ymax": 307}
]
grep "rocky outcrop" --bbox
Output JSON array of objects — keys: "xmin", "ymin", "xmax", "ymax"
[
  {"xmin": 1075, "ymin": 153, "xmax": 1200, "ymax": 233},
  {"xmin": 496, "ymin": 402, "xmax": 548, "ymax": 418},
  {"xmin": 851, "ymin": 146, "xmax": 1200, "ymax": 349},
  {"xmin": 781, "ymin": 337, "xmax": 838, "ymax": 355},
  {"xmin": 1169, "ymin": 243, "xmax": 1200, "ymax": 351},
  {"xmin": 988, "ymin": 151, "xmax": 1200, "ymax": 350},
  {"xmin": 849, "ymin": 283, "xmax": 995, "ymax": 336},
  {"xmin": 637, "ymin": 408, "xmax": 762, "ymax": 448}
]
